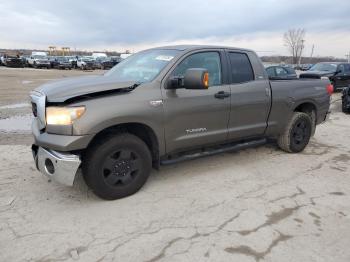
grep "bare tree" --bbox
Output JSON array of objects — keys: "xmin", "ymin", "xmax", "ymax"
[{"xmin": 283, "ymin": 28, "xmax": 306, "ymax": 64}]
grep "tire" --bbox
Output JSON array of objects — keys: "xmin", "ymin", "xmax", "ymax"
[
  {"xmin": 277, "ymin": 112, "xmax": 312, "ymax": 153},
  {"xmin": 82, "ymin": 133, "xmax": 152, "ymax": 200}
]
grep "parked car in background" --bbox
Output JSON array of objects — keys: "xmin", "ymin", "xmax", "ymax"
[
  {"xmin": 51, "ymin": 56, "xmax": 72, "ymax": 70},
  {"xmin": 266, "ymin": 65, "xmax": 297, "ymax": 79},
  {"xmin": 77, "ymin": 56, "xmax": 95, "ymax": 70},
  {"xmin": 48, "ymin": 56, "xmax": 58, "ymax": 68},
  {"xmin": 111, "ymin": 56, "xmax": 122, "ymax": 64},
  {"xmin": 66, "ymin": 56, "xmax": 78, "ymax": 69},
  {"xmin": 21, "ymin": 55, "xmax": 30, "ymax": 67},
  {"xmin": 94, "ymin": 56, "xmax": 121, "ymax": 70},
  {"xmin": 300, "ymin": 62, "xmax": 350, "ymax": 91},
  {"xmin": 300, "ymin": 64, "xmax": 313, "ymax": 71},
  {"xmin": 27, "ymin": 55, "xmax": 51, "ymax": 69},
  {"xmin": 1, "ymin": 55, "xmax": 24, "ymax": 67}
]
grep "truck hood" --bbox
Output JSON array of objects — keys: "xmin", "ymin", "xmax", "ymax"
[
  {"xmin": 35, "ymin": 75, "xmax": 137, "ymax": 103},
  {"xmin": 300, "ymin": 70, "xmax": 334, "ymax": 78}
]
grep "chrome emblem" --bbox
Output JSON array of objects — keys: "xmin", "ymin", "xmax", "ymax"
[
  {"xmin": 186, "ymin": 128, "xmax": 207, "ymax": 134},
  {"xmin": 149, "ymin": 100, "xmax": 163, "ymax": 107}
]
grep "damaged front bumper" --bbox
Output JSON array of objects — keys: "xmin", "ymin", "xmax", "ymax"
[{"xmin": 32, "ymin": 145, "xmax": 81, "ymax": 186}]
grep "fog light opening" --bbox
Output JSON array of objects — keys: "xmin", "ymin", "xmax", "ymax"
[{"xmin": 45, "ymin": 158, "xmax": 55, "ymax": 174}]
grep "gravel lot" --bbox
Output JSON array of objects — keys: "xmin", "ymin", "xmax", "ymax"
[{"xmin": 0, "ymin": 67, "xmax": 349, "ymax": 262}]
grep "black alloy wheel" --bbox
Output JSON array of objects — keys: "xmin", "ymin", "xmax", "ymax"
[{"xmin": 102, "ymin": 149, "xmax": 141, "ymax": 187}]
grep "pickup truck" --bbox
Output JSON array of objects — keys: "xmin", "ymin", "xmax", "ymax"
[
  {"xmin": 30, "ymin": 45, "xmax": 332, "ymax": 200},
  {"xmin": 27, "ymin": 55, "xmax": 51, "ymax": 69},
  {"xmin": 0, "ymin": 54, "xmax": 23, "ymax": 67},
  {"xmin": 76, "ymin": 56, "xmax": 95, "ymax": 70}
]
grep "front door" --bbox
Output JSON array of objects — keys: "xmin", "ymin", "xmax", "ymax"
[{"xmin": 162, "ymin": 51, "xmax": 231, "ymax": 153}]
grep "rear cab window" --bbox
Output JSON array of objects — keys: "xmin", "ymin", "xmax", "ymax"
[{"xmin": 227, "ymin": 52, "xmax": 255, "ymax": 84}]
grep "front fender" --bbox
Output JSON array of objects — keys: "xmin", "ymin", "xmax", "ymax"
[{"xmin": 70, "ymin": 84, "xmax": 165, "ymax": 154}]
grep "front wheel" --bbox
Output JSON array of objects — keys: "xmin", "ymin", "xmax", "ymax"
[
  {"xmin": 82, "ymin": 133, "xmax": 152, "ymax": 200},
  {"xmin": 277, "ymin": 112, "xmax": 312, "ymax": 153}
]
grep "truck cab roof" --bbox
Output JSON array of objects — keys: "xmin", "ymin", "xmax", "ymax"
[{"xmin": 150, "ymin": 45, "xmax": 254, "ymax": 53}]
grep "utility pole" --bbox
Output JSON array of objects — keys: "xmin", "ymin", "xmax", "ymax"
[
  {"xmin": 310, "ymin": 44, "xmax": 314, "ymax": 59},
  {"xmin": 299, "ymin": 39, "xmax": 305, "ymax": 65},
  {"xmin": 346, "ymin": 51, "xmax": 350, "ymax": 63}
]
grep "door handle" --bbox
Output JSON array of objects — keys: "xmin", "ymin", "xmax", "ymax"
[{"xmin": 214, "ymin": 91, "xmax": 230, "ymax": 99}]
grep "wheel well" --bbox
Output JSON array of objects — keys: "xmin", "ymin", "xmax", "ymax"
[
  {"xmin": 87, "ymin": 123, "xmax": 160, "ymax": 169},
  {"xmin": 294, "ymin": 102, "xmax": 317, "ymax": 118}
]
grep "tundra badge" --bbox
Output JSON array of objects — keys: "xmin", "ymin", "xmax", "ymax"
[
  {"xmin": 186, "ymin": 128, "xmax": 207, "ymax": 134},
  {"xmin": 150, "ymin": 100, "xmax": 163, "ymax": 107}
]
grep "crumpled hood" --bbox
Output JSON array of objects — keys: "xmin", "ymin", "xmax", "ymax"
[{"xmin": 35, "ymin": 75, "xmax": 136, "ymax": 103}]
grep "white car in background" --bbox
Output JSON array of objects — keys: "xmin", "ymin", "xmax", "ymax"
[
  {"xmin": 76, "ymin": 56, "xmax": 95, "ymax": 70},
  {"xmin": 27, "ymin": 55, "xmax": 51, "ymax": 69}
]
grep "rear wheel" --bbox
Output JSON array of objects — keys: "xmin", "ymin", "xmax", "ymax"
[
  {"xmin": 82, "ymin": 133, "xmax": 152, "ymax": 200},
  {"xmin": 277, "ymin": 112, "xmax": 312, "ymax": 153}
]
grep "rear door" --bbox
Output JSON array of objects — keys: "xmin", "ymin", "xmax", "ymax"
[
  {"xmin": 226, "ymin": 51, "xmax": 271, "ymax": 140},
  {"xmin": 162, "ymin": 50, "xmax": 231, "ymax": 153}
]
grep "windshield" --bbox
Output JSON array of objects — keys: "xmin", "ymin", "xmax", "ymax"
[
  {"xmin": 33, "ymin": 55, "xmax": 47, "ymax": 59},
  {"xmin": 82, "ymin": 57, "xmax": 94, "ymax": 62},
  {"xmin": 57, "ymin": 57, "xmax": 69, "ymax": 62},
  {"xmin": 105, "ymin": 49, "xmax": 180, "ymax": 83},
  {"xmin": 309, "ymin": 63, "xmax": 337, "ymax": 72}
]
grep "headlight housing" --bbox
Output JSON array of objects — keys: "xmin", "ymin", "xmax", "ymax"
[{"xmin": 46, "ymin": 106, "xmax": 85, "ymax": 125}]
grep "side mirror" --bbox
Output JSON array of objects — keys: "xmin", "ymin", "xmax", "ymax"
[
  {"xmin": 167, "ymin": 76, "xmax": 183, "ymax": 89},
  {"xmin": 184, "ymin": 68, "xmax": 209, "ymax": 90},
  {"xmin": 166, "ymin": 68, "xmax": 209, "ymax": 90}
]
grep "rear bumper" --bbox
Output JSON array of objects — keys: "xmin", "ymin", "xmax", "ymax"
[
  {"xmin": 32, "ymin": 145, "xmax": 81, "ymax": 186},
  {"xmin": 57, "ymin": 64, "xmax": 72, "ymax": 69},
  {"xmin": 35, "ymin": 63, "xmax": 50, "ymax": 67}
]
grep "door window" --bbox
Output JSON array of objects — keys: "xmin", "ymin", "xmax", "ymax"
[
  {"xmin": 173, "ymin": 52, "xmax": 222, "ymax": 86},
  {"xmin": 266, "ymin": 67, "xmax": 276, "ymax": 77},
  {"xmin": 228, "ymin": 52, "xmax": 254, "ymax": 84},
  {"xmin": 342, "ymin": 64, "xmax": 350, "ymax": 72},
  {"xmin": 275, "ymin": 67, "xmax": 288, "ymax": 76}
]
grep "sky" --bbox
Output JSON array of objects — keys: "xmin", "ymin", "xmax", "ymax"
[{"xmin": 0, "ymin": 0, "xmax": 349, "ymax": 57}]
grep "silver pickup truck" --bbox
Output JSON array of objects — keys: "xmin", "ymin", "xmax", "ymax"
[{"xmin": 30, "ymin": 45, "xmax": 332, "ymax": 200}]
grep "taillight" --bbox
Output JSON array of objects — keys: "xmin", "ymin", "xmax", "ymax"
[{"xmin": 326, "ymin": 84, "xmax": 334, "ymax": 95}]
